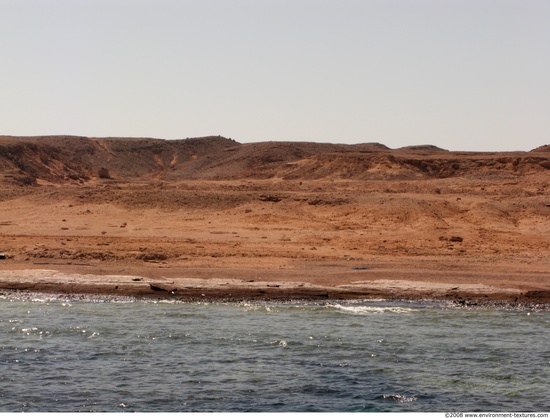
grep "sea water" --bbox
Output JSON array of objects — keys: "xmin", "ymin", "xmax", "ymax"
[{"xmin": 0, "ymin": 294, "xmax": 549, "ymax": 412}]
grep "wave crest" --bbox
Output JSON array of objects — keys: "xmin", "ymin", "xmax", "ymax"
[{"xmin": 328, "ymin": 304, "xmax": 416, "ymax": 314}]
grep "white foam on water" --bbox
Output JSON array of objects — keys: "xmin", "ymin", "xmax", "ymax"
[
  {"xmin": 328, "ymin": 304, "xmax": 417, "ymax": 314},
  {"xmin": 239, "ymin": 303, "xmax": 275, "ymax": 313},
  {"xmin": 382, "ymin": 393, "xmax": 418, "ymax": 403},
  {"xmin": 21, "ymin": 327, "xmax": 38, "ymax": 333}
]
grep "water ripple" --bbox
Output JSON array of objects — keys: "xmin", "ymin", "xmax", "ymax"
[{"xmin": 0, "ymin": 298, "xmax": 549, "ymax": 412}]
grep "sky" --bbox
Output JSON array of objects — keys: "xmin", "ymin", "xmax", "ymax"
[{"xmin": 0, "ymin": 0, "xmax": 548, "ymax": 152}]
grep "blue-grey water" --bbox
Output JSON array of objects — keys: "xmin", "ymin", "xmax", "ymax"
[{"xmin": 1, "ymin": 294, "xmax": 549, "ymax": 412}]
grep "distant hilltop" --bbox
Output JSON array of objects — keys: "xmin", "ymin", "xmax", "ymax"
[{"xmin": 0, "ymin": 135, "xmax": 548, "ymax": 185}]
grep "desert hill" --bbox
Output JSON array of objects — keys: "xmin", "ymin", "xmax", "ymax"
[
  {"xmin": 0, "ymin": 135, "xmax": 237, "ymax": 185},
  {"xmin": 1, "ymin": 135, "xmax": 549, "ymax": 303},
  {"xmin": 1, "ymin": 135, "xmax": 549, "ymax": 185}
]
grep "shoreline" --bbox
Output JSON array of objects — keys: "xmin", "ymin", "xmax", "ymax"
[
  {"xmin": 2, "ymin": 285, "xmax": 549, "ymax": 313},
  {"xmin": 1, "ymin": 262, "xmax": 549, "ymax": 310}
]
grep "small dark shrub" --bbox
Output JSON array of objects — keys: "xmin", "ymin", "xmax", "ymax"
[{"xmin": 98, "ymin": 167, "xmax": 112, "ymax": 179}]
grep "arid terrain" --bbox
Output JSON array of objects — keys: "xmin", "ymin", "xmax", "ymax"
[{"xmin": 1, "ymin": 135, "xmax": 549, "ymax": 304}]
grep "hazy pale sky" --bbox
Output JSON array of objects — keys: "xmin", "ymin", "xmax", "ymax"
[{"xmin": 1, "ymin": 0, "xmax": 548, "ymax": 151}]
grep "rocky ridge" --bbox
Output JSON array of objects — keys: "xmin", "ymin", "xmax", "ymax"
[{"xmin": 1, "ymin": 135, "xmax": 549, "ymax": 185}]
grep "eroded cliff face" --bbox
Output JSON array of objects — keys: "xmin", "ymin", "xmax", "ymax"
[
  {"xmin": 1, "ymin": 135, "xmax": 548, "ymax": 185},
  {"xmin": 0, "ymin": 135, "xmax": 238, "ymax": 184}
]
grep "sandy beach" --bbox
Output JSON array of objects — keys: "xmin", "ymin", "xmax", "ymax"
[{"xmin": 1, "ymin": 136, "xmax": 549, "ymax": 305}]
